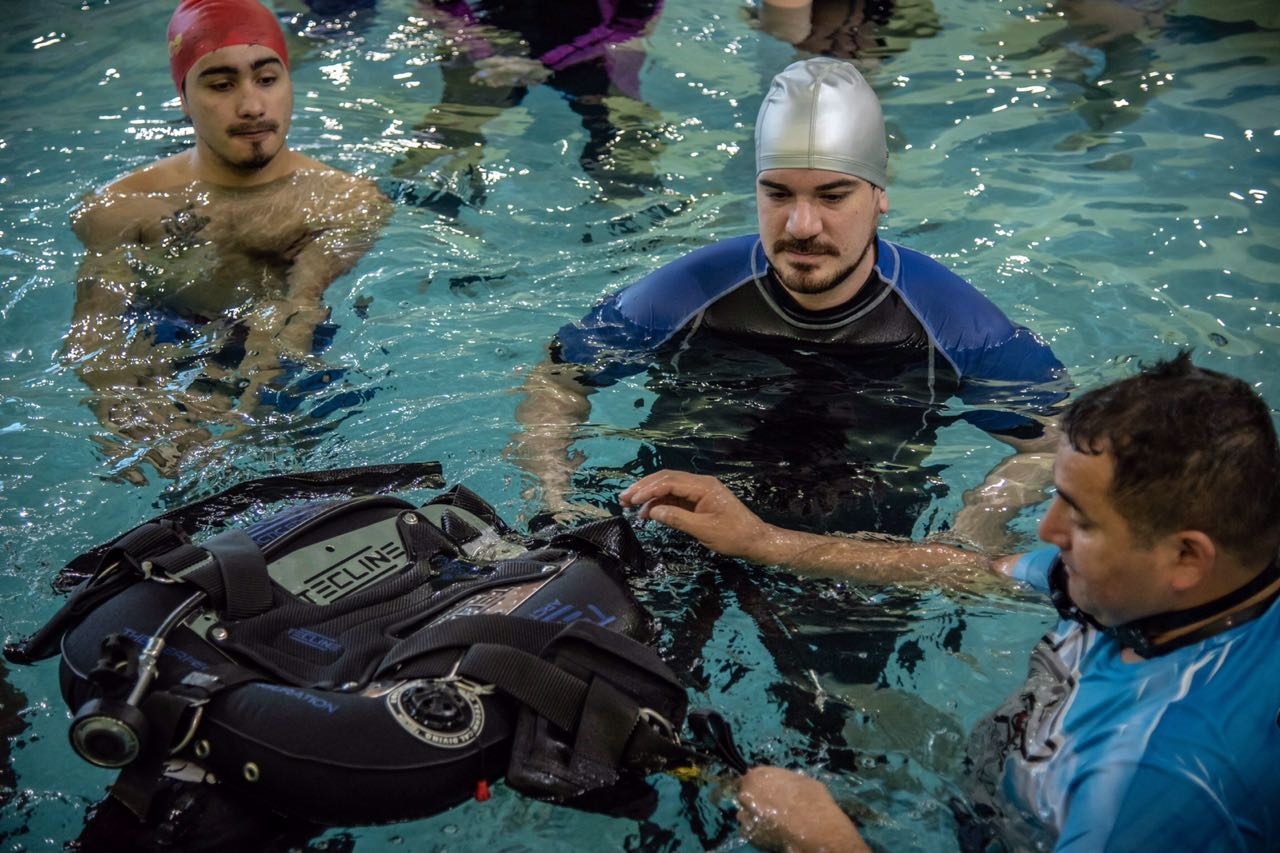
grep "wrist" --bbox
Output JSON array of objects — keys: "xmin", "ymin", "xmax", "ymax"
[{"xmin": 743, "ymin": 523, "xmax": 808, "ymax": 566}]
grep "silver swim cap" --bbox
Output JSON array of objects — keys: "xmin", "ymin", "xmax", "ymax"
[{"xmin": 755, "ymin": 57, "xmax": 888, "ymax": 188}]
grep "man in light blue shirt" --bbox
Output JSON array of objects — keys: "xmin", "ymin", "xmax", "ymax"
[{"xmin": 621, "ymin": 351, "xmax": 1280, "ymax": 852}]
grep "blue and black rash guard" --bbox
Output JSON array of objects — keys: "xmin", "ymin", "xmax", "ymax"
[
  {"xmin": 554, "ymin": 234, "xmax": 1066, "ymax": 534},
  {"xmin": 963, "ymin": 548, "xmax": 1280, "ymax": 852}
]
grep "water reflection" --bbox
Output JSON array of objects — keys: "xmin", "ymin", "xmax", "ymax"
[
  {"xmin": 390, "ymin": 0, "xmax": 668, "ymax": 208},
  {"xmin": 0, "ymin": 663, "xmax": 24, "ymax": 815},
  {"xmin": 989, "ymin": 0, "xmax": 1279, "ymax": 152},
  {"xmin": 751, "ymin": 0, "xmax": 941, "ymax": 62}
]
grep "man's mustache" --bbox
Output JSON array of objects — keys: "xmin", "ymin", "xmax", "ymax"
[
  {"xmin": 228, "ymin": 121, "xmax": 280, "ymax": 135},
  {"xmin": 772, "ymin": 238, "xmax": 837, "ymax": 256}
]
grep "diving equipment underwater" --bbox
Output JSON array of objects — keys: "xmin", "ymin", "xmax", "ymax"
[{"xmin": 5, "ymin": 463, "xmax": 747, "ymax": 827}]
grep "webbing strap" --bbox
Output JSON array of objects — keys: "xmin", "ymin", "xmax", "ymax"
[
  {"xmin": 172, "ymin": 530, "xmax": 272, "ymax": 620},
  {"xmin": 104, "ymin": 521, "xmax": 190, "ymax": 572},
  {"xmin": 4, "ymin": 521, "xmax": 190, "ymax": 664},
  {"xmin": 572, "ymin": 678, "xmax": 638, "ymax": 769},
  {"xmin": 147, "ymin": 544, "xmax": 211, "ymax": 578},
  {"xmin": 378, "ymin": 614, "xmax": 563, "ymax": 679},
  {"xmin": 457, "ymin": 643, "xmax": 587, "ymax": 732}
]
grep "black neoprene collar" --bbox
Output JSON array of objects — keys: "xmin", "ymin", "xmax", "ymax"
[{"xmin": 1048, "ymin": 556, "xmax": 1280, "ymax": 658}]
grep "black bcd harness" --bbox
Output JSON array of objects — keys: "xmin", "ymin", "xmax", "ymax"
[{"xmin": 5, "ymin": 462, "xmax": 747, "ymax": 826}]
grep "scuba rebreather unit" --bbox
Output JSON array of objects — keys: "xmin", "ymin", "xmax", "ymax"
[{"xmin": 5, "ymin": 461, "xmax": 748, "ymax": 827}]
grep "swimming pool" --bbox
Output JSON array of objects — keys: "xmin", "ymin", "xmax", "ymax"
[{"xmin": 1, "ymin": 0, "xmax": 1277, "ymax": 848}]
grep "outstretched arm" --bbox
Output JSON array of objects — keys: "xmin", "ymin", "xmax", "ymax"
[
  {"xmin": 620, "ymin": 470, "xmax": 1017, "ymax": 587},
  {"xmin": 510, "ymin": 357, "xmax": 597, "ymax": 519}
]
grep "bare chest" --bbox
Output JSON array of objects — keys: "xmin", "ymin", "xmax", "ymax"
[{"xmin": 136, "ymin": 193, "xmax": 315, "ymax": 262}]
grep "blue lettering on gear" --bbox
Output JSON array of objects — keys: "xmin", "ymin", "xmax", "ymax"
[
  {"xmin": 287, "ymin": 628, "xmax": 344, "ymax": 654},
  {"xmin": 253, "ymin": 683, "xmax": 339, "ymax": 715},
  {"xmin": 527, "ymin": 599, "xmax": 617, "ymax": 628}
]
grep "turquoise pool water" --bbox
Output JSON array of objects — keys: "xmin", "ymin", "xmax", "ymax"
[{"xmin": 1, "ymin": 0, "xmax": 1277, "ymax": 849}]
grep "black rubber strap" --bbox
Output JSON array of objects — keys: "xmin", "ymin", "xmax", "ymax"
[
  {"xmin": 172, "ymin": 530, "xmax": 272, "ymax": 621},
  {"xmin": 397, "ymin": 513, "xmax": 459, "ymax": 567},
  {"xmin": 456, "ymin": 643, "xmax": 587, "ymax": 732},
  {"xmin": 379, "ymin": 614, "xmax": 564, "ymax": 680}
]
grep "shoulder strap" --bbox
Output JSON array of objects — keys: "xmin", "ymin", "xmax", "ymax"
[
  {"xmin": 54, "ymin": 461, "xmax": 444, "ymax": 590},
  {"xmin": 4, "ymin": 520, "xmax": 194, "ymax": 664},
  {"xmin": 169, "ymin": 530, "xmax": 273, "ymax": 621},
  {"xmin": 7, "ymin": 463, "xmax": 442, "ymax": 665}
]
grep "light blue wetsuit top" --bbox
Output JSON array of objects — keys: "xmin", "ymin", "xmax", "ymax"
[{"xmin": 970, "ymin": 547, "xmax": 1280, "ymax": 852}]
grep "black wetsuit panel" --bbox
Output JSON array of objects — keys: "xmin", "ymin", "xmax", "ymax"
[{"xmin": 634, "ymin": 272, "xmax": 955, "ymax": 536}]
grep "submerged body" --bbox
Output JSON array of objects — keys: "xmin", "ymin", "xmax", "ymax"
[
  {"xmin": 67, "ymin": 17, "xmax": 390, "ymax": 480},
  {"xmin": 966, "ymin": 547, "xmax": 1280, "ymax": 851},
  {"xmin": 71, "ymin": 167, "xmax": 386, "ymax": 322},
  {"xmin": 393, "ymin": 0, "xmax": 665, "ymax": 204}
]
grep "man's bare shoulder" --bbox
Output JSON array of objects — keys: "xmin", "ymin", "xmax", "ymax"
[
  {"xmin": 105, "ymin": 152, "xmax": 198, "ymax": 194},
  {"xmin": 287, "ymin": 160, "xmax": 391, "ymax": 219},
  {"xmin": 71, "ymin": 156, "xmax": 196, "ymax": 250}
]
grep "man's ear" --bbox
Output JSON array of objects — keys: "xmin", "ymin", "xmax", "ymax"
[
  {"xmin": 876, "ymin": 187, "xmax": 890, "ymax": 216},
  {"xmin": 1166, "ymin": 530, "xmax": 1216, "ymax": 594}
]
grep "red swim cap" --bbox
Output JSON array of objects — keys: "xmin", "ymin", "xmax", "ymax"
[{"xmin": 167, "ymin": 0, "xmax": 290, "ymax": 95}]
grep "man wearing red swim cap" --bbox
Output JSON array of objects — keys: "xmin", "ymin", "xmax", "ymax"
[
  {"xmin": 164, "ymin": 0, "xmax": 295, "ymax": 180},
  {"xmin": 65, "ymin": 0, "xmax": 390, "ymax": 484}
]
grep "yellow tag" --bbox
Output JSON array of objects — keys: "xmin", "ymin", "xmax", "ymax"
[
  {"xmin": 169, "ymin": 33, "xmax": 183, "ymax": 57},
  {"xmin": 668, "ymin": 766, "xmax": 703, "ymax": 782}
]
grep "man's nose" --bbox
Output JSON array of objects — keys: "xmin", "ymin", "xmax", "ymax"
[
  {"xmin": 786, "ymin": 199, "xmax": 822, "ymax": 240},
  {"xmin": 1038, "ymin": 496, "xmax": 1069, "ymax": 548},
  {"xmin": 237, "ymin": 87, "xmax": 265, "ymax": 118}
]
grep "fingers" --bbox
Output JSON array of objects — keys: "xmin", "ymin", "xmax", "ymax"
[
  {"xmin": 620, "ymin": 469, "xmax": 718, "ymax": 509},
  {"xmin": 641, "ymin": 500, "xmax": 698, "ymax": 532},
  {"xmin": 735, "ymin": 770, "xmax": 779, "ymax": 849}
]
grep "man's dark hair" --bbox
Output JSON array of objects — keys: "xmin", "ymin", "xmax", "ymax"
[{"xmin": 1062, "ymin": 351, "xmax": 1280, "ymax": 568}]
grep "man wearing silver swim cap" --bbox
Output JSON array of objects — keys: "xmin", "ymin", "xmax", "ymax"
[
  {"xmin": 515, "ymin": 58, "xmax": 1065, "ymax": 796},
  {"xmin": 518, "ymin": 57, "xmax": 1064, "ymax": 552},
  {"xmin": 753, "ymin": 56, "xmax": 889, "ymax": 305}
]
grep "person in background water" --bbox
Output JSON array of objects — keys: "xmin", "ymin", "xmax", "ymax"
[
  {"xmin": 389, "ymin": 0, "xmax": 666, "ymax": 208},
  {"xmin": 66, "ymin": 0, "xmax": 390, "ymax": 483},
  {"xmin": 622, "ymin": 352, "xmax": 1280, "ymax": 852},
  {"xmin": 755, "ymin": 0, "xmax": 940, "ymax": 62}
]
